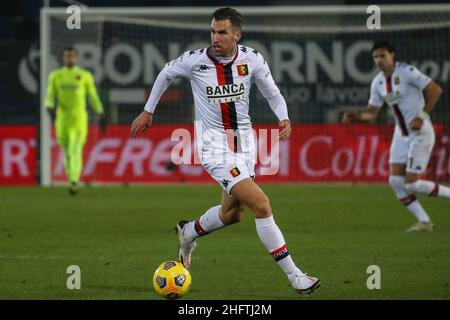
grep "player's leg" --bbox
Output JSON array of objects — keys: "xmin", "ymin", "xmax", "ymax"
[
  {"xmin": 176, "ymin": 157, "xmax": 253, "ymax": 268},
  {"xmin": 55, "ymin": 122, "xmax": 73, "ymax": 187},
  {"xmin": 65, "ymin": 126, "xmax": 86, "ymax": 194},
  {"xmin": 405, "ymin": 172, "xmax": 450, "ymax": 199},
  {"xmin": 71, "ymin": 125, "xmax": 87, "ymax": 183},
  {"xmin": 176, "ymin": 189, "xmax": 245, "ymax": 268},
  {"xmin": 63, "ymin": 146, "xmax": 72, "ymax": 182},
  {"xmin": 66, "ymin": 139, "xmax": 83, "ymax": 186},
  {"xmin": 389, "ymin": 163, "xmax": 431, "ymax": 225},
  {"xmin": 178, "ymin": 190, "xmax": 244, "ymax": 242},
  {"xmin": 230, "ymin": 178, "xmax": 320, "ymax": 294},
  {"xmin": 220, "ymin": 189, "xmax": 246, "ymax": 224},
  {"xmin": 388, "ymin": 129, "xmax": 432, "ymax": 229},
  {"xmin": 403, "ymin": 124, "xmax": 450, "ymax": 200}
]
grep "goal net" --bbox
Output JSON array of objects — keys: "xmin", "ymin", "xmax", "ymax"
[{"xmin": 40, "ymin": 5, "xmax": 450, "ymax": 185}]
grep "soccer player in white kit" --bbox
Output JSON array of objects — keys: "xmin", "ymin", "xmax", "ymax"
[
  {"xmin": 342, "ymin": 40, "xmax": 449, "ymax": 232},
  {"xmin": 130, "ymin": 7, "xmax": 320, "ymax": 294}
]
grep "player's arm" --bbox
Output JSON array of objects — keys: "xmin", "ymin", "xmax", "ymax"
[
  {"xmin": 406, "ymin": 65, "xmax": 442, "ymax": 129},
  {"xmin": 131, "ymin": 52, "xmax": 191, "ymax": 138},
  {"xmin": 85, "ymin": 72, "xmax": 108, "ymax": 132},
  {"xmin": 342, "ymin": 105, "xmax": 380, "ymax": 123},
  {"xmin": 409, "ymin": 80, "xmax": 442, "ymax": 130},
  {"xmin": 131, "ymin": 70, "xmax": 171, "ymax": 137},
  {"xmin": 342, "ymin": 76, "xmax": 382, "ymax": 124},
  {"xmin": 45, "ymin": 72, "xmax": 57, "ymax": 121},
  {"xmin": 253, "ymin": 55, "xmax": 291, "ymax": 141},
  {"xmin": 423, "ymin": 81, "xmax": 443, "ymax": 114},
  {"xmin": 86, "ymin": 72, "xmax": 104, "ymax": 115},
  {"xmin": 407, "ymin": 65, "xmax": 442, "ymax": 115}
]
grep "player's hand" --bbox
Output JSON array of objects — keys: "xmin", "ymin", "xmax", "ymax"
[
  {"xmin": 131, "ymin": 111, "xmax": 153, "ymax": 138},
  {"xmin": 342, "ymin": 110, "xmax": 357, "ymax": 123},
  {"xmin": 409, "ymin": 117, "xmax": 423, "ymax": 131},
  {"xmin": 279, "ymin": 119, "xmax": 291, "ymax": 141},
  {"xmin": 99, "ymin": 114, "xmax": 108, "ymax": 134}
]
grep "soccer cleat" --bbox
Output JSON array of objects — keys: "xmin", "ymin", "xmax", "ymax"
[
  {"xmin": 174, "ymin": 220, "xmax": 197, "ymax": 269},
  {"xmin": 68, "ymin": 182, "xmax": 78, "ymax": 196},
  {"xmin": 289, "ymin": 270, "xmax": 321, "ymax": 295},
  {"xmin": 406, "ymin": 221, "xmax": 434, "ymax": 232}
]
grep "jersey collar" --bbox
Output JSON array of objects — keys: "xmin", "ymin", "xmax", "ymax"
[
  {"xmin": 63, "ymin": 65, "xmax": 79, "ymax": 71},
  {"xmin": 206, "ymin": 45, "xmax": 239, "ymax": 65}
]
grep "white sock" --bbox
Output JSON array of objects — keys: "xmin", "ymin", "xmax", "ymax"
[
  {"xmin": 255, "ymin": 215, "xmax": 300, "ymax": 278},
  {"xmin": 405, "ymin": 180, "xmax": 450, "ymax": 199},
  {"xmin": 389, "ymin": 176, "xmax": 408, "ymax": 199},
  {"xmin": 400, "ymin": 195, "xmax": 431, "ymax": 222},
  {"xmin": 426, "ymin": 181, "xmax": 450, "ymax": 198},
  {"xmin": 185, "ymin": 205, "xmax": 225, "ymax": 241},
  {"xmin": 389, "ymin": 176, "xmax": 431, "ymax": 223}
]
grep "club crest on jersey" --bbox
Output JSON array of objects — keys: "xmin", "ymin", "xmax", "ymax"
[
  {"xmin": 394, "ymin": 76, "xmax": 400, "ymax": 85},
  {"xmin": 237, "ymin": 64, "xmax": 249, "ymax": 76},
  {"xmin": 206, "ymin": 83, "xmax": 245, "ymax": 103},
  {"xmin": 230, "ymin": 167, "xmax": 241, "ymax": 178}
]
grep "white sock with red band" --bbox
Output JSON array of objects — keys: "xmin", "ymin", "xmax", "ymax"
[
  {"xmin": 403, "ymin": 197, "xmax": 432, "ymax": 222},
  {"xmin": 186, "ymin": 205, "xmax": 225, "ymax": 242},
  {"xmin": 255, "ymin": 215, "xmax": 300, "ymax": 277},
  {"xmin": 389, "ymin": 176, "xmax": 431, "ymax": 222},
  {"xmin": 405, "ymin": 180, "xmax": 450, "ymax": 199}
]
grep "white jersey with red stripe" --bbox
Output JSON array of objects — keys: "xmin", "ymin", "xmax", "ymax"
[
  {"xmin": 148, "ymin": 44, "xmax": 284, "ymax": 165},
  {"xmin": 143, "ymin": 44, "xmax": 288, "ymax": 192},
  {"xmin": 368, "ymin": 62, "xmax": 431, "ymax": 136},
  {"xmin": 162, "ymin": 45, "xmax": 279, "ymax": 131}
]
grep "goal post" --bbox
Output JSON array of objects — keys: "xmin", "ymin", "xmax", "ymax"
[
  {"xmin": 40, "ymin": 5, "xmax": 450, "ymax": 185},
  {"xmin": 40, "ymin": 7, "xmax": 51, "ymax": 186}
]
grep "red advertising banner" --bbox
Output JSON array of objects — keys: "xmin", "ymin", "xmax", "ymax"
[
  {"xmin": 1, "ymin": 124, "xmax": 449, "ymax": 186},
  {"xmin": 49, "ymin": 124, "xmax": 450, "ymax": 184},
  {"xmin": 0, "ymin": 126, "xmax": 36, "ymax": 185}
]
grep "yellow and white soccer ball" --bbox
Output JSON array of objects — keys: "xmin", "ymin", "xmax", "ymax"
[{"xmin": 152, "ymin": 260, "xmax": 191, "ymax": 299}]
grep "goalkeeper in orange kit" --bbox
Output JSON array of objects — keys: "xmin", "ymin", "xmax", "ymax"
[{"xmin": 45, "ymin": 47, "xmax": 107, "ymax": 194}]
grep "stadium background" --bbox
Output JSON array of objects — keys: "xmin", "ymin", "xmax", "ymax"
[
  {"xmin": 2, "ymin": 0, "xmax": 450, "ymax": 302},
  {"xmin": 1, "ymin": 0, "xmax": 450, "ymax": 186}
]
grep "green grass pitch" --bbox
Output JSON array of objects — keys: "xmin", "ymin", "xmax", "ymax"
[{"xmin": 1, "ymin": 184, "xmax": 449, "ymax": 300}]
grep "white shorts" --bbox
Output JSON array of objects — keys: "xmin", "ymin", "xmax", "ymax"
[
  {"xmin": 202, "ymin": 156, "xmax": 256, "ymax": 195},
  {"xmin": 389, "ymin": 119, "xmax": 435, "ymax": 174},
  {"xmin": 198, "ymin": 125, "xmax": 257, "ymax": 194}
]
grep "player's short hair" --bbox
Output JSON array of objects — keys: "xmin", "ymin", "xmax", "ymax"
[
  {"xmin": 64, "ymin": 46, "xmax": 78, "ymax": 54},
  {"xmin": 371, "ymin": 40, "xmax": 395, "ymax": 53},
  {"xmin": 212, "ymin": 7, "xmax": 242, "ymax": 30}
]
